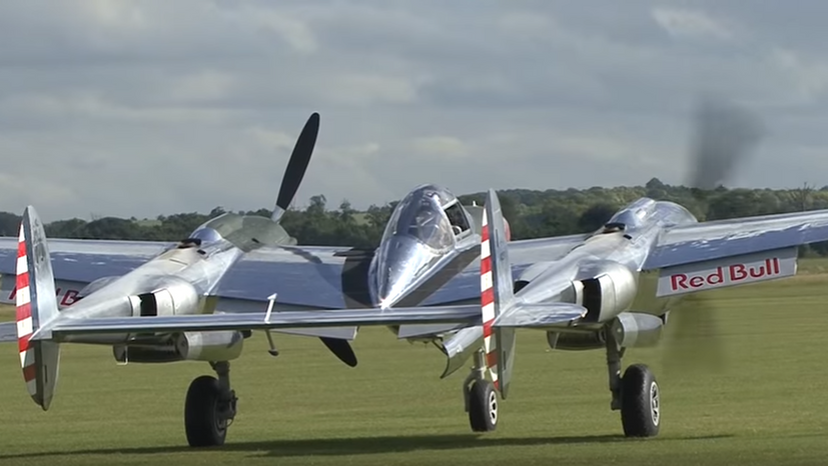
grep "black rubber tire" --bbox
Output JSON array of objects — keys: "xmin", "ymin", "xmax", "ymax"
[
  {"xmin": 184, "ymin": 375, "xmax": 228, "ymax": 447},
  {"xmin": 620, "ymin": 364, "xmax": 660, "ymax": 438},
  {"xmin": 468, "ymin": 379, "xmax": 498, "ymax": 432}
]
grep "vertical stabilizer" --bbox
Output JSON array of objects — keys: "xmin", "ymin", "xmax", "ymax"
[
  {"xmin": 480, "ymin": 189, "xmax": 517, "ymax": 398},
  {"xmin": 16, "ymin": 206, "xmax": 61, "ymax": 410}
]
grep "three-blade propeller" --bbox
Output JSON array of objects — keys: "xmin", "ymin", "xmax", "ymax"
[{"xmin": 665, "ymin": 97, "xmax": 766, "ymax": 372}]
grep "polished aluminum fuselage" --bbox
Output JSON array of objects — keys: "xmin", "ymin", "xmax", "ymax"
[{"xmin": 369, "ymin": 184, "xmax": 482, "ymax": 309}]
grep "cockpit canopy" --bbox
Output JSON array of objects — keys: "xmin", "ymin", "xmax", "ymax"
[
  {"xmin": 382, "ymin": 184, "xmax": 471, "ymax": 252},
  {"xmin": 187, "ymin": 212, "xmax": 290, "ymax": 252},
  {"xmin": 599, "ymin": 198, "xmax": 656, "ymax": 234}
]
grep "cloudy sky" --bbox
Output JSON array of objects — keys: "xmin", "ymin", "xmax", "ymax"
[{"xmin": 1, "ymin": 0, "xmax": 827, "ymax": 221}]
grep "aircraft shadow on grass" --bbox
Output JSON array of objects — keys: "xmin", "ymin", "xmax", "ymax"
[{"xmin": 1, "ymin": 433, "xmax": 732, "ymax": 459}]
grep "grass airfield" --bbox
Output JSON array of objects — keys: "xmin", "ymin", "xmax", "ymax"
[{"xmin": 1, "ymin": 261, "xmax": 828, "ymax": 465}]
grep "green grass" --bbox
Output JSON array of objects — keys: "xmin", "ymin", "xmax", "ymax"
[{"xmin": 1, "ymin": 272, "xmax": 828, "ymax": 465}]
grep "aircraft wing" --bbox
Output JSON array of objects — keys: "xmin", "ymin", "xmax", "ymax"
[
  {"xmin": 0, "ymin": 236, "xmax": 172, "ymax": 283},
  {"xmin": 35, "ymin": 305, "xmax": 482, "ymax": 338},
  {"xmin": 643, "ymin": 209, "xmax": 828, "ymax": 270},
  {"xmin": 216, "ymin": 233, "xmax": 589, "ymax": 309},
  {"xmin": 0, "ymin": 321, "xmax": 15, "ymax": 343},
  {"xmin": 0, "ymin": 233, "xmax": 588, "ymax": 310}
]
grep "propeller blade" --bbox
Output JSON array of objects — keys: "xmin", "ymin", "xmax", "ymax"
[
  {"xmin": 272, "ymin": 112, "xmax": 321, "ymax": 222},
  {"xmin": 663, "ymin": 97, "xmax": 763, "ymax": 373},
  {"xmin": 662, "ymin": 293, "xmax": 726, "ymax": 376},
  {"xmin": 320, "ymin": 337, "xmax": 358, "ymax": 367},
  {"xmin": 685, "ymin": 97, "xmax": 765, "ymax": 197}
]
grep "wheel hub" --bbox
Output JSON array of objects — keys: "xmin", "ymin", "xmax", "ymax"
[
  {"xmin": 488, "ymin": 390, "xmax": 498, "ymax": 425},
  {"xmin": 649, "ymin": 381, "xmax": 660, "ymax": 426}
]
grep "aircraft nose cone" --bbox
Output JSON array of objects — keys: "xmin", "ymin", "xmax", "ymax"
[{"xmin": 373, "ymin": 235, "xmax": 429, "ymax": 309}]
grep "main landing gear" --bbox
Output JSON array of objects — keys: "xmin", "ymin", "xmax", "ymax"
[
  {"xmin": 184, "ymin": 361, "xmax": 238, "ymax": 447},
  {"xmin": 463, "ymin": 349, "xmax": 498, "ymax": 432},
  {"xmin": 606, "ymin": 329, "xmax": 660, "ymax": 437}
]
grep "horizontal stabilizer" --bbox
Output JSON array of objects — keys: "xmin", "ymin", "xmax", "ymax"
[
  {"xmin": 493, "ymin": 303, "xmax": 587, "ymax": 329},
  {"xmin": 33, "ymin": 305, "xmax": 481, "ymax": 339},
  {"xmin": 0, "ymin": 321, "xmax": 16, "ymax": 342}
]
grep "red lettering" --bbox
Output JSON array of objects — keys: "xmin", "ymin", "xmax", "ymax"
[
  {"xmin": 6, "ymin": 286, "xmax": 80, "ymax": 306},
  {"xmin": 61, "ymin": 290, "xmax": 78, "ymax": 306},
  {"xmin": 748, "ymin": 263, "xmax": 766, "ymax": 279},
  {"xmin": 729, "ymin": 264, "xmax": 747, "ymax": 281},
  {"xmin": 707, "ymin": 267, "xmax": 724, "ymax": 285},
  {"xmin": 671, "ymin": 273, "xmax": 688, "ymax": 290},
  {"xmin": 668, "ymin": 257, "xmax": 786, "ymax": 293}
]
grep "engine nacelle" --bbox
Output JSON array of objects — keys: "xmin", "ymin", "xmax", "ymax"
[
  {"xmin": 78, "ymin": 276, "xmax": 121, "ymax": 299},
  {"xmin": 129, "ymin": 276, "xmax": 201, "ymax": 317},
  {"xmin": 112, "ymin": 330, "xmax": 245, "ymax": 364},
  {"xmin": 577, "ymin": 261, "xmax": 638, "ymax": 323}
]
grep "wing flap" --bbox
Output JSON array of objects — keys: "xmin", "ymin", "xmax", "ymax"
[
  {"xmin": 493, "ymin": 303, "xmax": 587, "ymax": 329},
  {"xmin": 645, "ymin": 210, "xmax": 828, "ymax": 270},
  {"xmin": 38, "ymin": 305, "xmax": 480, "ymax": 338}
]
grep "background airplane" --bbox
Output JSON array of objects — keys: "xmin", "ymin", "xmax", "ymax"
[{"xmin": 5, "ymin": 99, "xmax": 828, "ymax": 448}]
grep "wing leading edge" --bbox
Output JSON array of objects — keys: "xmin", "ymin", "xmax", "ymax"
[
  {"xmin": 644, "ymin": 209, "xmax": 828, "ymax": 270},
  {"xmin": 0, "ymin": 233, "xmax": 589, "ymax": 310}
]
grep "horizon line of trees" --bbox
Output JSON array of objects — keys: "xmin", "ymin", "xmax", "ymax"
[{"xmin": 1, "ymin": 178, "xmax": 827, "ymax": 254}]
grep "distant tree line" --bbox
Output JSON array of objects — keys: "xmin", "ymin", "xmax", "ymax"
[{"xmin": 1, "ymin": 178, "xmax": 826, "ymax": 255}]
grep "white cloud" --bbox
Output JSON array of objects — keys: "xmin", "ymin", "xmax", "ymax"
[
  {"xmin": 410, "ymin": 136, "xmax": 470, "ymax": 159},
  {"xmin": 651, "ymin": 6, "xmax": 735, "ymax": 40},
  {"xmin": 0, "ymin": 1, "xmax": 827, "ymax": 221},
  {"xmin": 765, "ymin": 47, "xmax": 828, "ymax": 104}
]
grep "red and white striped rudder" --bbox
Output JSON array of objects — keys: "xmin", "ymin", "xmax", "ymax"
[
  {"xmin": 479, "ymin": 189, "xmax": 517, "ymax": 399},
  {"xmin": 15, "ymin": 205, "xmax": 61, "ymax": 410}
]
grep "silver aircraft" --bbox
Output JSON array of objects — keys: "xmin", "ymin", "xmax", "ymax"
[{"xmin": 4, "ymin": 100, "xmax": 828, "ymax": 447}]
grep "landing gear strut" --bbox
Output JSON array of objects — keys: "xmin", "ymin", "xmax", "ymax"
[
  {"xmin": 184, "ymin": 361, "xmax": 238, "ymax": 447},
  {"xmin": 463, "ymin": 349, "xmax": 498, "ymax": 432},
  {"xmin": 606, "ymin": 328, "xmax": 660, "ymax": 437}
]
